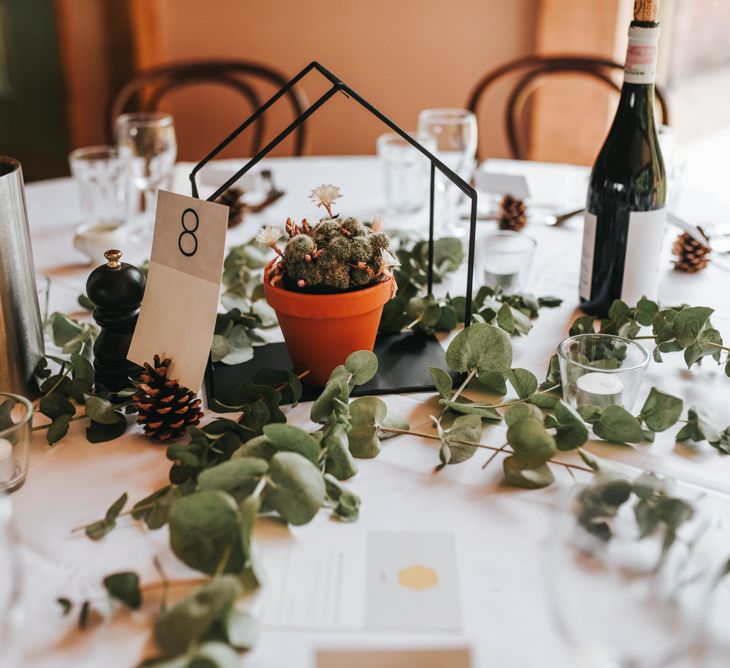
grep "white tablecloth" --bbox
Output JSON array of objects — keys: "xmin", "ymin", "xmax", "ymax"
[{"xmin": 8, "ymin": 157, "xmax": 730, "ymax": 668}]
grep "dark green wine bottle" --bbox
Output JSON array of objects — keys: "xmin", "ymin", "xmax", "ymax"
[{"xmin": 579, "ymin": 0, "xmax": 667, "ymax": 317}]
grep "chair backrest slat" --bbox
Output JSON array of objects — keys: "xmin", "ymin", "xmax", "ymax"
[
  {"xmin": 111, "ymin": 60, "xmax": 309, "ymax": 157},
  {"xmin": 467, "ymin": 55, "xmax": 670, "ymax": 160}
]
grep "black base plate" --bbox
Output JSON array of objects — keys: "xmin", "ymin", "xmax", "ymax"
[{"xmin": 205, "ymin": 331, "xmax": 454, "ymax": 404}]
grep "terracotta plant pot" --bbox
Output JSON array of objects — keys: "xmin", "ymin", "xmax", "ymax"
[{"xmin": 264, "ymin": 264, "xmax": 396, "ymax": 386}]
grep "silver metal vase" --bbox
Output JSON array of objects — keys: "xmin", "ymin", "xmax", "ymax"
[{"xmin": 0, "ymin": 157, "xmax": 44, "ymax": 397}]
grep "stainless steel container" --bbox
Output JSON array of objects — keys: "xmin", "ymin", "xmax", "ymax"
[{"xmin": 0, "ymin": 157, "xmax": 44, "ymax": 397}]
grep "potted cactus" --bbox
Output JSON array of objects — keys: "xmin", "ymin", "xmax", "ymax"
[{"xmin": 259, "ymin": 185, "xmax": 397, "ymax": 385}]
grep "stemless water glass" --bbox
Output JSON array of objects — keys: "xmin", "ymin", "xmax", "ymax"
[
  {"xmin": 376, "ymin": 132, "xmax": 433, "ymax": 215},
  {"xmin": 417, "ymin": 108, "xmax": 477, "ymax": 234},
  {"xmin": 115, "ymin": 112, "xmax": 177, "ymax": 230},
  {"xmin": 547, "ymin": 483, "xmax": 718, "ymax": 668},
  {"xmin": 0, "ymin": 394, "xmax": 32, "ymax": 493},
  {"xmin": 68, "ymin": 146, "xmax": 125, "ymax": 226},
  {"xmin": 557, "ymin": 334, "xmax": 650, "ymax": 410},
  {"xmin": 480, "ymin": 231, "xmax": 536, "ymax": 293}
]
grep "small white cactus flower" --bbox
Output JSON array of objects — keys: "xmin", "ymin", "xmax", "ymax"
[
  {"xmin": 255, "ymin": 225, "xmax": 283, "ymax": 247},
  {"xmin": 309, "ymin": 184, "xmax": 342, "ymax": 216},
  {"xmin": 380, "ymin": 249, "xmax": 400, "ymax": 269}
]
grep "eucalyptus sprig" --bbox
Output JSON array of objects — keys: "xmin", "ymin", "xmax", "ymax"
[
  {"xmin": 379, "ymin": 318, "xmax": 728, "ymax": 490},
  {"xmin": 575, "ymin": 471, "xmax": 695, "ymax": 568},
  {"xmin": 570, "ymin": 297, "xmax": 730, "ymax": 374},
  {"xmin": 32, "ymin": 313, "xmax": 134, "ymax": 444},
  {"xmin": 65, "ymin": 350, "xmax": 410, "ymax": 666},
  {"xmin": 379, "ymin": 237, "xmax": 563, "ymax": 337}
]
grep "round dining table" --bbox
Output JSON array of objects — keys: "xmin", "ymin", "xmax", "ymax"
[{"xmin": 7, "ymin": 156, "xmax": 730, "ymax": 668}]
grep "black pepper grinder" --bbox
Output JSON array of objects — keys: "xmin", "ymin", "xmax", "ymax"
[{"xmin": 86, "ymin": 249, "xmax": 146, "ymax": 392}]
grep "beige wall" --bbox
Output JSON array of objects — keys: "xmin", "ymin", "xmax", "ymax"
[{"xmin": 129, "ymin": 0, "xmax": 540, "ymax": 161}]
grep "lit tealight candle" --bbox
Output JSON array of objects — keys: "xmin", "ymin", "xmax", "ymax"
[
  {"xmin": 575, "ymin": 372, "xmax": 624, "ymax": 408},
  {"xmin": 0, "ymin": 438, "xmax": 14, "ymax": 483}
]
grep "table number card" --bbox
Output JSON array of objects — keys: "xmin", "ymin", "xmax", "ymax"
[{"xmin": 128, "ymin": 190, "xmax": 228, "ymax": 391}]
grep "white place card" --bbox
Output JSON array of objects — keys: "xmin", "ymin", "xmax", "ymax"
[
  {"xmin": 128, "ymin": 190, "xmax": 229, "ymax": 391},
  {"xmin": 251, "ymin": 530, "xmax": 462, "ymax": 632},
  {"xmin": 316, "ymin": 648, "xmax": 472, "ymax": 668},
  {"xmin": 475, "ymin": 171, "xmax": 530, "ymax": 199}
]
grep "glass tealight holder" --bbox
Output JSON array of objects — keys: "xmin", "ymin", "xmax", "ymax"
[
  {"xmin": 557, "ymin": 334, "xmax": 650, "ymax": 410},
  {"xmin": 480, "ymin": 231, "xmax": 537, "ymax": 293},
  {"xmin": 0, "ymin": 394, "xmax": 33, "ymax": 493}
]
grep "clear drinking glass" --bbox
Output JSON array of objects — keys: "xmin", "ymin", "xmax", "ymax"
[
  {"xmin": 0, "ymin": 394, "xmax": 32, "ymax": 493},
  {"xmin": 68, "ymin": 146, "xmax": 125, "ymax": 226},
  {"xmin": 376, "ymin": 132, "xmax": 433, "ymax": 215},
  {"xmin": 417, "ymin": 109, "xmax": 478, "ymax": 235},
  {"xmin": 547, "ymin": 483, "xmax": 718, "ymax": 668},
  {"xmin": 557, "ymin": 334, "xmax": 650, "ymax": 410},
  {"xmin": 480, "ymin": 231, "xmax": 536, "ymax": 293},
  {"xmin": 115, "ymin": 112, "xmax": 177, "ymax": 229},
  {"xmin": 657, "ymin": 124, "xmax": 684, "ymax": 210}
]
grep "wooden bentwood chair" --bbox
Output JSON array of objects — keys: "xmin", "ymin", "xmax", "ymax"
[
  {"xmin": 111, "ymin": 60, "xmax": 310, "ymax": 156},
  {"xmin": 466, "ymin": 55, "xmax": 671, "ymax": 160}
]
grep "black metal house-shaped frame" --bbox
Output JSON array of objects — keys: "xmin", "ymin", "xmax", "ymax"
[{"xmin": 192, "ymin": 61, "xmax": 479, "ymax": 402}]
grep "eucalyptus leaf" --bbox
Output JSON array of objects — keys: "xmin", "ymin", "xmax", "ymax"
[
  {"xmin": 322, "ymin": 422, "xmax": 358, "ymax": 480},
  {"xmin": 553, "ymin": 400, "xmax": 589, "ymax": 451},
  {"xmin": 266, "ymin": 451, "xmax": 326, "ymax": 525},
  {"xmin": 347, "ymin": 396, "xmax": 388, "ymax": 458},
  {"xmin": 263, "ymin": 424, "xmax": 320, "ymax": 463},
  {"xmin": 429, "ymin": 367, "xmax": 453, "ymax": 400},
  {"xmin": 86, "ymin": 414, "xmax": 127, "ymax": 443},
  {"xmin": 48, "ymin": 414, "xmax": 72, "ymax": 445},
  {"xmin": 39, "ymin": 393, "xmax": 75, "ymax": 420},
  {"xmin": 507, "ymin": 368, "xmax": 538, "ymax": 399},
  {"xmin": 476, "ymin": 370, "xmax": 508, "ymax": 395},
  {"xmin": 592, "ymin": 405, "xmax": 646, "ymax": 444},
  {"xmin": 197, "ymin": 458, "xmax": 268, "ymax": 496},
  {"xmin": 85, "ymin": 492, "xmax": 128, "ymax": 540},
  {"xmin": 324, "ymin": 473, "xmax": 361, "ymax": 522},
  {"xmin": 504, "ymin": 403, "xmax": 543, "ymax": 426},
  {"xmin": 84, "ymin": 396, "xmax": 121, "ymax": 425},
  {"xmin": 310, "ymin": 369, "xmax": 350, "ymax": 423},
  {"xmin": 445, "ymin": 323, "xmax": 512, "ymax": 375},
  {"xmin": 103, "ymin": 571, "xmax": 141, "ymax": 610},
  {"xmin": 154, "ymin": 576, "xmax": 239, "ymax": 657},
  {"xmin": 503, "ymin": 456, "xmax": 555, "ymax": 489},
  {"xmin": 344, "ymin": 350, "xmax": 378, "ymax": 385},
  {"xmin": 506, "ymin": 418, "xmax": 557, "ymax": 466},
  {"xmin": 672, "ymin": 306, "xmax": 714, "ymax": 347},
  {"xmin": 442, "ymin": 414, "xmax": 483, "ymax": 464},
  {"xmin": 168, "ymin": 490, "xmax": 243, "ymax": 574},
  {"xmin": 638, "ymin": 387, "xmax": 683, "ymax": 432}
]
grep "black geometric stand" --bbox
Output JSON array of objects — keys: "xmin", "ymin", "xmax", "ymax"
[
  {"xmin": 205, "ymin": 331, "xmax": 457, "ymax": 405},
  {"xmin": 192, "ymin": 62, "xmax": 478, "ymax": 406}
]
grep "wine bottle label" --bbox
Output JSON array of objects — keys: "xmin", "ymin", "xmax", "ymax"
[
  {"xmin": 580, "ymin": 209, "xmax": 666, "ymax": 304},
  {"xmin": 579, "ymin": 213, "xmax": 597, "ymax": 301},
  {"xmin": 621, "ymin": 208, "xmax": 666, "ymax": 304},
  {"xmin": 624, "ymin": 25, "xmax": 660, "ymax": 85}
]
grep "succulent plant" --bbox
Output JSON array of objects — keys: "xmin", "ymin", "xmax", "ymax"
[{"xmin": 257, "ymin": 185, "xmax": 397, "ymax": 292}]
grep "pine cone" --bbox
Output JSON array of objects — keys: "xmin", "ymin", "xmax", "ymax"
[
  {"xmin": 216, "ymin": 187, "xmax": 246, "ymax": 228},
  {"xmin": 133, "ymin": 356, "xmax": 203, "ymax": 441},
  {"xmin": 498, "ymin": 194, "xmax": 527, "ymax": 231},
  {"xmin": 672, "ymin": 230, "xmax": 711, "ymax": 273}
]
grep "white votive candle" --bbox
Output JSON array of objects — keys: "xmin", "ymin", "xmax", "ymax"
[
  {"xmin": 575, "ymin": 372, "xmax": 624, "ymax": 408},
  {"xmin": 0, "ymin": 438, "xmax": 14, "ymax": 482}
]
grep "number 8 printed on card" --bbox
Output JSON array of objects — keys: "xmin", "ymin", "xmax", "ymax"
[{"xmin": 128, "ymin": 190, "xmax": 229, "ymax": 391}]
